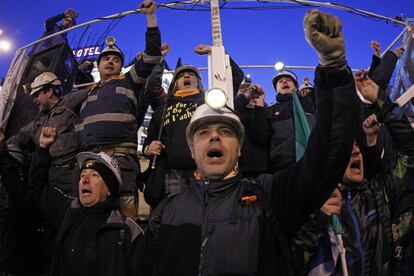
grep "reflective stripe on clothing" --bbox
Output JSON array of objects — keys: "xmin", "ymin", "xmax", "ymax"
[
  {"xmin": 75, "ymin": 113, "xmax": 136, "ymax": 132},
  {"xmin": 129, "ymin": 65, "xmax": 147, "ymax": 85},
  {"xmin": 142, "ymin": 53, "xmax": 162, "ymax": 64},
  {"xmin": 116, "ymin": 87, "xmax": 137, "ymax": 106}
]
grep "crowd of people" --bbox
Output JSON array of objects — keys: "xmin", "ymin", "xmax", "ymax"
[{"xmin": 0, "ymin": 1, "xmax": 413, "ymax": 275}]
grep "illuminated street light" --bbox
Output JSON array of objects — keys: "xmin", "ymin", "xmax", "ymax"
[
  {"xmin": 0, "ymin": 29, "xmax": 3, "ymax": 35},
  {"xmin": 245, "ymin": 74, "xmax": 252, "ymax": 83},
  {"xmin": 0, "ymin": 40, "xmax": 11, "ymax": 52},
  {"xmin": 274, "ymin": 61, "xmax": 285, "ymax": 72}
]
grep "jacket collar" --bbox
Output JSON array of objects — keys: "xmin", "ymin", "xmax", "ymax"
[{"xmin": 194, "ymin": 175, "xmax": 242, "ymax": 199}]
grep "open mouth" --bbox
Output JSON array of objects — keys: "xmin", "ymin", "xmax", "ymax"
[
  {"xmin": 207, "ymin": 149, "xmax": 223, "ymax": 158},
  {"xmin": 282, "ymin": 84, "xmax": 290, "ymax": 89},
  {"xmin": 350, "ymin": 160, "xmax": 361, "ymax": 172},
  {"xmin": 81, "ymin": 188, "xmax": 92, "ymax": 195},
  {"xmin": 183, "ymin": 79, "xmax": 192, "ymax": 86}
]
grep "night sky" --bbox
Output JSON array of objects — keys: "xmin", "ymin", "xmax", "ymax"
[{"xmin": 0, "ymin": 0, "xmax": 412, "ymax": 103}]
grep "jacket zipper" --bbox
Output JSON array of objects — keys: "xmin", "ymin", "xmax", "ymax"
[
  {"xmin": 346, "ymin": 191, "xmax": 365, "ymax": 276},
  {"xmin": 199, "ymin": 179, "xmax": 210, "ymax": 276}
]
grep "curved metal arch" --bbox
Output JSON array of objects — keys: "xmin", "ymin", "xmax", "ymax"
[{"xmin": 16, "ymin": 0, "xmax": 407, "ymax": 54}]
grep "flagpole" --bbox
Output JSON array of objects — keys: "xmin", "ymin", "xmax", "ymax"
[{"xmin": 331, "ymin": 214, "xmax": 349, "ymax": 276}]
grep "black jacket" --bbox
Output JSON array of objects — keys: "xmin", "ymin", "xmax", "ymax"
[
  {"xmin": 29, "ymin": 148, "xmax": 143, "ymax": 276},
  {"xmin": 234, "ymin": 94, "xmax": 270, "ymax": 176},
  {"xmin": 138, "ymin": 66, "xmax": 360, "ymax": 275},
  {"xmin": 0, "ymin": 143, "xmax": 45, "ymax": 273},
  {"xmin": 251, "ymin": 93, "xmax": 315, "ymax": 173},
  {"xmin": 144, "ymin": 57, "xmax": 244, "ymax": 170},
  {"xmin": 7, "ymin": 89, "xmax": 89, "ymax": 166},
  {"xmin": 29, "ymin": 12, "xmax": 70, "ymax": 56},
  {"xmin": 370, "ymin": 51, "xmax": 399, "ymax": 91},
  {"xmin": 142, "ymin": 58, "xmax": 244, "ymax": 207},
  {"xmin": 290, "ymin": 88, "xmax": 414, "ymax": 276}
]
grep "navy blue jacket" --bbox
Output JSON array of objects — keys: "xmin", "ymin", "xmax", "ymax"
[{"xmin": 76, "ymin": 27, "xmax": 162, "ymax": 149}]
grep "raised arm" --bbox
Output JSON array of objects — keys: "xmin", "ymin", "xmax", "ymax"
[
  {"xmin": 194, "ymin": 44, "xmax": 244, "ymax": 94},
  {"xmin": 44, "ymin": 8, "xmax": 78, "ymax": 31},
  {"xmin": 370, "ymin": 49, "xmax": 402, "ymax": 91},
  {"xmin": 29, "ymin": 127, "xmax": 72, "ymax": 230},
  {"xmin": 266, "ymin": 9, "xmax": 359, "ymax": 234},
  {"xmin": 44, "ymin": 13, "xmax": 65, "ymax": 31},
  {"xmin": 125, "ymin": 0, "xmax": 162, "ymax": 89},
  {"xmin": 143, "ymin": 43, "xmax": 170, "ymax": 112},
  {"xmin": 357, "ymin": 73, "xmax": 414, "ymax": 158}
]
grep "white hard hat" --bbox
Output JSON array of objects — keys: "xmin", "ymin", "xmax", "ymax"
[
  {"xmin": 299, "ymin": 77, "xmax": 314, "ymax": 91},
  {"xmin": 272, "ymin": 70, "xmax": 298, "ymax": 90},
  {"xmin": 97, "ymin": 36, "xmax": 125, "ymax": 65},
  {"xmin": 30, "ymin": 72, "xmax": 62, "ymax": 96},
  {"xmin": 186, "ymin": 104, "xmax": 244, "ymax": 146},
  {"xmin": 77, "ymin": 151, "xmax": 123, "ymax": 188}
]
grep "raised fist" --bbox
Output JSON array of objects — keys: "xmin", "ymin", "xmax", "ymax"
[
  {"xmin": 194, "ymin": 44, "xmax": 212, "ymax": 55},
  {"xmin": 64, "ymin": 8, "xmax": 79, "ymax": 18},
  {"xmin": 304, "ymin": 9, "xmax": 346, "ymax": 68},
  {"xmin": 354, "ymin": 69, "xmax": 379, "ymax": 103},
  {"xmin": 39, "ymin": 127, "xmax": 57, "ymax": 149},
  {"xmin": 362, "ymin": 114, "xmax": 380, "ymax": 137},
  {"xmin": 140, "ymin": 0, "xmax": 156, "ymax": 15}
]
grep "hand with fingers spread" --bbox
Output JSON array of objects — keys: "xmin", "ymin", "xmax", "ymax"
[
  {"xmin": 320, "ymin": 188, "xmax": 342, "ymax": 216},
  {"xmin": 354, "ymin": 69, "xmax": 379, "ymax": 103},
  {"xmin": 194, "ymin": 44, "xmax": 212, "ymax": 55},
  {"xmin": 304, "ymin": 9, "xmax": 346, "ymax": 69},
  {"xmin": 145, "ymin": 140, "xmax": 165, "ymax": 155},
  {"xmin": 39, "ymin": 127, "xmax": 57, "ymax": 149}
]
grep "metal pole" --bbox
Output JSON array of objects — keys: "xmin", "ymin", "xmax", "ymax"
[
  {"xmin": 18, "ymin": 0, "xmax": 211, "ymax": 52},
  {"xmin": 381, "ymin": 26, "xmax": 409, "ymax": 57},
  {"xmin": 164, "ymin": 64, "xmax": 360, "ymax": 74},
  {"xmin": 233, "ymin": 0, "xmax": 408, "ymax": 27}
]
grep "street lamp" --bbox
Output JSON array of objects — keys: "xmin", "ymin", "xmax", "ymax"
[
  {"xmin": 274, "ymin": 61, "xmax": 285, "ymax": 72},
  {"xmin": 0, "ymin": 40, "xmax": 11, "ymax": 52}
]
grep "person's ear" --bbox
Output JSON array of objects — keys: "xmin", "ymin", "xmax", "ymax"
[{"xmin": 189, "ymin": 141, "xmax": 195, "ymax": 159}]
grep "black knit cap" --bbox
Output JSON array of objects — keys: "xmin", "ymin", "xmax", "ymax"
[{"xmin": 81, "ymin": 159, "xmax": 120, "ymax": 197}]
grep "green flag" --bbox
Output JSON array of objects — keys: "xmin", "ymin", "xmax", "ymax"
[{"xmin": 292, "ymin": 91, "xmax": 312, "ymax": 161}]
